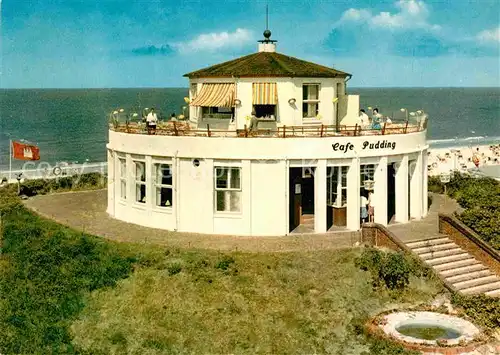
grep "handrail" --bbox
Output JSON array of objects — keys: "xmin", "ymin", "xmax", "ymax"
[{"xmin": 110, "ymin": 122, "xmax": 424, "ymax": 138}]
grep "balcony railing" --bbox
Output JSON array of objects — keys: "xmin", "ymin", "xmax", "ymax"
[{"xmin": 110, "ymin": 119, "xmax": 426, "ymax": 138}]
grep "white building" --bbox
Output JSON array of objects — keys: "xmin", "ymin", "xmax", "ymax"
[{"xmin": 106, "ymin": 30, "xmax": 429, "ymax": 236}]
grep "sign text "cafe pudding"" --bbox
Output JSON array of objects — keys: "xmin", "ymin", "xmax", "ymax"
[{"xmin": 332, "ymin": 140, "xmax": 397, "ymax": 153}]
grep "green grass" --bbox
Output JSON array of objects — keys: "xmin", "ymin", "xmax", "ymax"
[
  {"xmin": 0, "ymin": 196, "xmax": 442, "ymax": 354},
  {"xmin": 70, "ymin": 247, "xmax": 441, "ymax": 354}
]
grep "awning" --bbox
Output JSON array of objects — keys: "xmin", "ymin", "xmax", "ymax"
[
  {"xmin": 252, "ymin": 83, "xmax": 277, "ymax": 105},
  {"xmin": 190, "ymin": 83, "xmax": 235, "ymax": 107}
]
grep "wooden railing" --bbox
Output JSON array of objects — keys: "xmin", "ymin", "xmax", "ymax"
[{"xmin": 111, "ymin": 121, "xmax": 425, "ymax": 138}]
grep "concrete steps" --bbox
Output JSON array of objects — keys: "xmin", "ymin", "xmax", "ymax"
[{"xmin": 405, "ymin": 236, "xmax": 500, "ymax": 297}]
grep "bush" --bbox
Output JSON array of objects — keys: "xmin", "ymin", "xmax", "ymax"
[
  {"xmin": 18, "ymin": 173, "xmax": 107, "ymax": 197},
  {"xmin": 435, "ymin": 172, "xmax": 500, "ymax": 251},
  {"xmin": 215, "ymin": 255, "xmax": 235, "ymax": 271},
  {"xmin": 355, "ymin": 248, "xmax": 411, "ymax": 291},
  {"xmin": 167, "ymin": 262, "xmax": 182, "ymax": 276},
  {"xmin": 451, "ymin": 293, "xmax": 500, "ymax": 330},
  {"xmin": 428, "ymin": 176, "xmax": 444, "ymax": 194}
]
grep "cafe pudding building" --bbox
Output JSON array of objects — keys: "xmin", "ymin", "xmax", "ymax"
[{"xmin": 106, "ymin": 30, "xmax": 429, "ymax": 236}]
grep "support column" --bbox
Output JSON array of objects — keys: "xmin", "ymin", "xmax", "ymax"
[
  {"xmin": 410, "ymin": 153, "xmax": 423, "ymax": 220},
  {"xmin": 314, "ymin": 159, "xmax": 327, "ymax": 233},
  {"xmin": 395, "ymin": 156, "xmax": 409, "ymax": 223},
  {"xmin": 243, "ymin": 160, "xmax": 252, "ymax": 235},
  {"xmin": 422, "ymin": 149, "xmax": 429, "ymax": 217},
  {"xmin": 106, "ymin": 149, "xmax": 115, "ymax": 215},
  {"xmin": 374, "ymin": 157, "xmax": 388, "ymax": 225},
  {"xmin": 347, "ymin": 158, "xmax": 360, "ymax": 231}
]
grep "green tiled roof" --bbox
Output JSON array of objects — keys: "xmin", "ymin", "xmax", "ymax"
[{"xmin": 184, "ymin": 51, "xmax": 351, "ymax": 78}]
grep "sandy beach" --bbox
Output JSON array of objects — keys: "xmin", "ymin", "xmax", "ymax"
[{"xmin": 427, "ymin": 143, "xmax": 500, "ymax": 177}]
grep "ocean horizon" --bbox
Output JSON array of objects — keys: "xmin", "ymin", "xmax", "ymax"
[{"xmin": 1, "ymin": 87, "xmax": 499, "ymax": 171}]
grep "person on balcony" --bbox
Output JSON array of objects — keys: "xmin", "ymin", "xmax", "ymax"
[
  {"xmin": 248, "ymin": 110, "xmax": 258, "ymax": 132},
  {"xmin": 146, "ymin": 108, "xmax": 158, "ymax": 135},
  {"xmin": 371, "ymin": 108, "xmax": 382, "ymax": 130},
  {"xmin": 358, "ymin": 109, "xmax": 370, "ymax": 129}
]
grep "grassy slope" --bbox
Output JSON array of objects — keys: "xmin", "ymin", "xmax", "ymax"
[{"xmin": 71, "ymin": 247, "xmax": 441, "ymax": 355}]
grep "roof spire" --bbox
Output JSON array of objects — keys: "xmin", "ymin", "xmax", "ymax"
[{"xmin": 259, "ymin": 3, "xmax": 276, "ymax": 44}]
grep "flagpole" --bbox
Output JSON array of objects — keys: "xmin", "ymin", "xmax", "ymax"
[{"xmin": 9, "ymin": 140, "xmax": 12, "ymax": 182}]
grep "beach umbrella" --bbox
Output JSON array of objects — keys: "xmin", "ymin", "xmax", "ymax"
[{"xmin": 472, "ymin": 154, "xmax": 480, "ymax": 168}]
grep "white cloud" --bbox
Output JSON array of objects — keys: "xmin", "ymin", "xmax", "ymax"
[
  {"xmin": 476, "ymin": 27, "xmax": 500, "ymax": 44},
  {"xmin": 172, "ymin": 28, "xmax": 253, "ymax": 53},
  {"xmin": 339, "ymin": 0, "xmax": 439, "ymax": 31}
]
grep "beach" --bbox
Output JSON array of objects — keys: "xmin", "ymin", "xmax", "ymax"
[{"xmin": 427, "ymin": 143, "xmax": 500, "ymax": 178}]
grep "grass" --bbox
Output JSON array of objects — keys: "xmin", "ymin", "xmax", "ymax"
[
  {"xmin": 0, "ymin": 192, "xmax": 442, "ymax": 354},
  {"xmin": 70, "ymin": 246, "xmax": 442, "ymax": 354}
]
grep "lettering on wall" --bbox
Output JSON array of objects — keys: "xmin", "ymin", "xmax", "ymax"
[{"xmin": 331, "ymin": 140, "xmax": 396, "ymax": 152}]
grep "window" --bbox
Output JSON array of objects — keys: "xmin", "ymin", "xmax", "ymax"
[
  {"xmin": 302, "ymin": 84, "xmax": 320, "ymax": 118},
  {"xmin": 215, "ymin": 167, "xmax": 241, "ymax": 212},
  {"xmin": 253, "ymin": 104, "xmax": 276, "ymax": 118},
  {"xmin": 118, "ymin": 157, "xmax": 126, "ymax": 200},
  {"xmin": 134, "ymin": 161, "xmax": 146, "ymax": 203},
  {"xmin": 327, "ymin": 166, "xmax": 348, "ymax": 207},
  {"xmin": 360, "ymin": 164, "xmax": 376, "ymax": 189},
  {"xmin": 154, "ymin": 163, "xmax": 173, "ymax": 208},
  {"xmin": 202, "ymin": 106, "xmax": 234, "ymax": 119}
]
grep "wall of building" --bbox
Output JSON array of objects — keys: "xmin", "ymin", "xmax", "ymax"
[
  {"xmin": 188, "ymin": 77, "xmax": 351, "ymax": 129},
  {"xmin": 107, "ymin": 130, "xmax": 427, "ymax": 236}
]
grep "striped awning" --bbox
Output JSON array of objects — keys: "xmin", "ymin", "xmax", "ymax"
[
  {"xmin": 252, "ymin": 83, "xmax": 278, "ymax": 105},
  {"xmin": 190, "ymin": 83, "xmax": 235, "ymax": 107}
]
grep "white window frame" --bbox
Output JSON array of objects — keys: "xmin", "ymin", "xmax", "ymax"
[
  {"xmin": 302, "ymin": 83, "xmax": 320, "ymax": 119},
  {"xmin": 152, "ymin": 161, "xmax": 173, "ymax": 209},
  {"xmin": 360, "ymin": 164, "xmax": 376, "ymax": 186},
  {"xmin": 133, "ymin": 160, "xmax": 146, "ymax": 204},
  {"xmin": 327, "ymin": 166, "xmax": 348, "ymax": 207},
  {"xmin": 118, "ymin": 156, "xmax": 127, "ymax": 201},
  {"xmin": 214, "ymin": 166, "xmax": 242, "ymax": 213}
]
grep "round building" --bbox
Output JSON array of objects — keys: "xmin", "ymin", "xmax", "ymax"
[{"xmin": 106, "ymin": 31, "xmax": 429, "ymax": 236}]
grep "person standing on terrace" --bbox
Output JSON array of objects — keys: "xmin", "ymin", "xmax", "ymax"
[
  {"xmin": 371, "ymin": 108, "xmax": 382, "ymax": 130},
  {"xmin": 359, "ymin": 109, "xmax": 370, "ymax": 129},
  {"xmin": 146, "ymin": 108, "xmax": 158, "ymax": 135}
]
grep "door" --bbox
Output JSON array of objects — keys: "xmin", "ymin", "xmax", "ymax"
[
  {"xmin": 289, "ymin": 168, "xmax": 302, "ymax": 232},
  {"xmin": 387, "ymin": 163, "xmax": 396, "ymax": 224}
]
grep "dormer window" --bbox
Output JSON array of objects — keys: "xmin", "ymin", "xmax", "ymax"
[{"xmin": 303, "ymin": 84, "xmax": 320, "ymax": 118}]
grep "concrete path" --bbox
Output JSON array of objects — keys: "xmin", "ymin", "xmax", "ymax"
[
  {"xmin": 23, "ymin": 189, "xmax": 360, "ymax": 253},
  {"xmin": 388, "ymin": 193, "xmax": 461, "ymax": 242}
]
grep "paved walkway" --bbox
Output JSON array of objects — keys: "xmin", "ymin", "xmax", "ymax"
[
  {"xmin": 24, "ymin": 189, "xmax": 360, "ymax": 253},
  {"xmin": 388, "ymin": 193, "xmax": 462, "ymax": 242}
]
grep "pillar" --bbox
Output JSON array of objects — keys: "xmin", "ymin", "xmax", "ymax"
[
  {"xmin": 242, "ymin": 159, "xmax": 252, "ymax": 235},
  {"xmin": 314, "ymin": 159, "xmax": 327, "ymax": 233},
  {"xmin": 347, "ymin": 158, "xmax": 360, "ymax": 231},
  {"xmin": 106, "ymin": 149, "xmax": 115, "ymax": 215},
  {"xmin": 374, "ymin": 157, "xmax": 388, "ymax": 225},
  {"xmin": 422, "ymin": 149, "xmax": 429, "ymax": 217},
  {"xmin": 410, "ymin": 152, "xmax": 423, "ymax": 220},
  {"xmin": 395, "ymin": 156, "xmax": 409, "ymax": 223}
]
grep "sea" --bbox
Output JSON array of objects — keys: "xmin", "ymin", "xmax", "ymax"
[{"xmin": 0, "ymin": 87, "xmax": 499, "ymax": 172}]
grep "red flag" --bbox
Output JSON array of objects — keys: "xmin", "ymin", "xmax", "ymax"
[{"xmin": 11, "ymin": 141, "xmax": 40, "ymax": 161}]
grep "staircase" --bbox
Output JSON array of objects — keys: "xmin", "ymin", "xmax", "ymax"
[{"xmin": 406, "ymin": 236, "xmax": 500, "ymax": 297}]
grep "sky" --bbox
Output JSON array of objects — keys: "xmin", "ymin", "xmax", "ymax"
[{"xmin": 1, "ymin": 0, "xmax": 499, "ymax": 88}]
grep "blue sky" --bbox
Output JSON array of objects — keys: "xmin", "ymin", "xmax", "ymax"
[{"xmin": 1, "ymin": 0, "xmax": 499, "ymax": 88}]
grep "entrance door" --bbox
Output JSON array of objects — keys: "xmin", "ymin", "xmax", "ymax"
[
  {"xmin": 387, "ymin": 163, "xmax": 396, "ymax": 224},
  {"xmin": 289, "ymin": 168, "xmax": 302, "ymax": 232}
]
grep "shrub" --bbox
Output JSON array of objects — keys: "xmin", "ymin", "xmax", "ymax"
[
  {"xmin": 167, "ymin": 262, "xmax": 182, "ymax": 276},
  {"xmin": 215, "ymin": 255, "xmax": 235, "ymax": 271},
  {"xmin": 355, "ymin": 248, "xmax": 412, "ymax": 291},
  {"xmin": 428, "ymin": 176, "xmax": 444, "ymax": 194},
  {"xmin": 17, "ymin": 173, "xmax": 107, "ymax": 197},
  {"xmin": 451, "ymin": 293, "xmax": 500, "ymax": 330},
  {"xmin": 380, "ymin": 253, "xmax": 411, "ymax": 290}
]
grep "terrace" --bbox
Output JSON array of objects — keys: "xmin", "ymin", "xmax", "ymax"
[{"xmin": 109, "ymin": 116, "xmax": 427, "ymax": 138}]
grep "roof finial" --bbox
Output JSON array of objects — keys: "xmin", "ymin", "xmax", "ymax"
[
  {"xmin": 266, "ymin": 4, "xmax": 269, "ymax": 31},
  {"xmin": 260, "ymin": 3, "xmax": 276, "ymax": 43}
]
